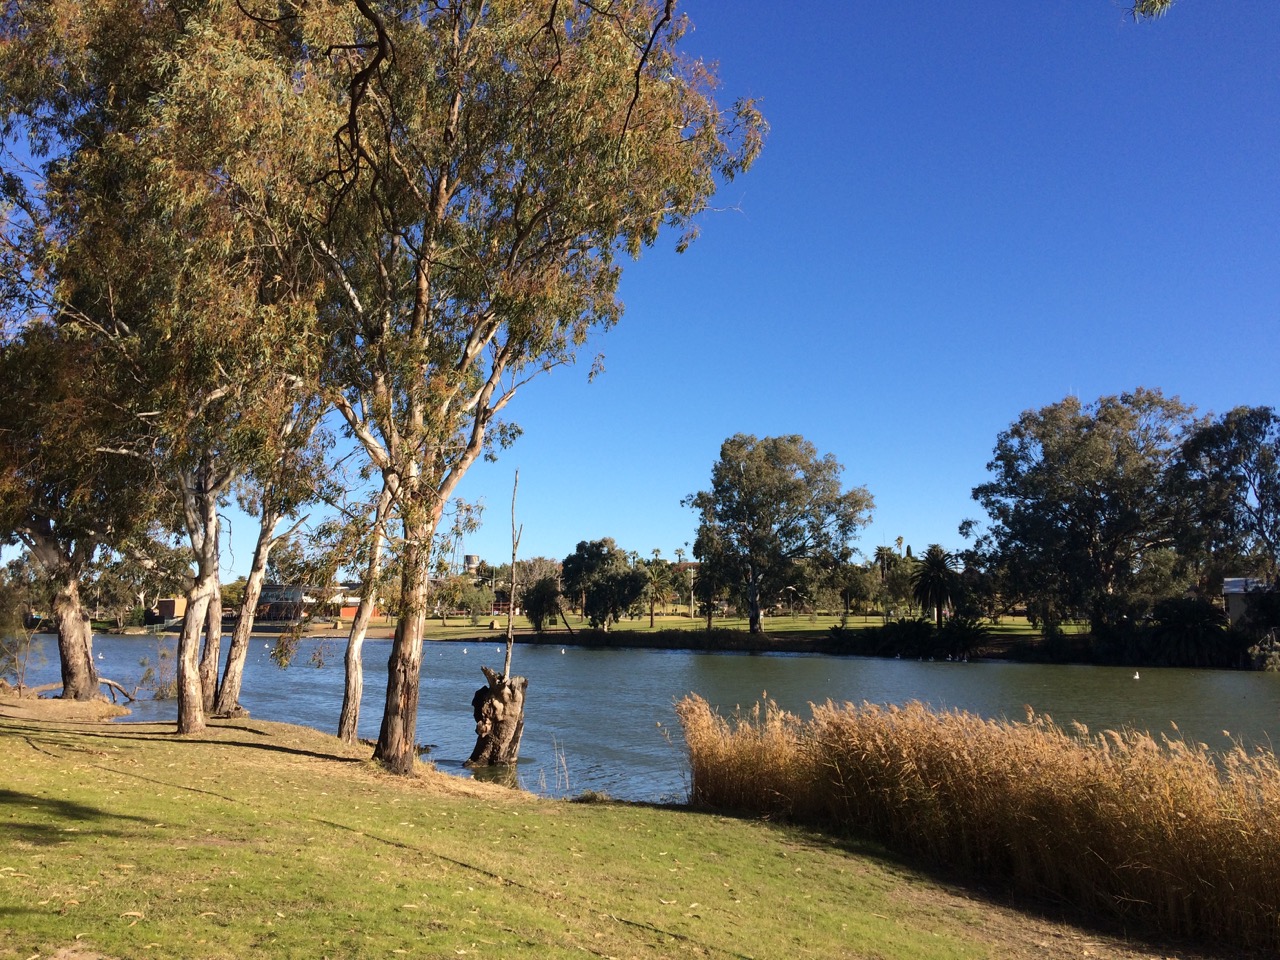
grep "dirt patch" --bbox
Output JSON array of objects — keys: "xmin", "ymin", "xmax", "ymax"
[{"xmin": 0, "ymin": 687, "xmax": 130, "ymax": 722}]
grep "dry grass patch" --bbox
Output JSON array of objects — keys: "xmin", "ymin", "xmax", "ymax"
[{"xmin": 678, "ymin": 694, "xmax": 1280, "ymax": 955}]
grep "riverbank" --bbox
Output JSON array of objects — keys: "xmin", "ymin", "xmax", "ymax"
[
  {"xmin": 0, "ymin": 704, "xmax": 1215, "ymax": 960},
  {"xmin": 121, "ymin": 613, "xmax": 1056, "ymax": 662}
]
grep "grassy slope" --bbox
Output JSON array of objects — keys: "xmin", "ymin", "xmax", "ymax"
[{"xmin": 0, "ymin": 713, "xmax": 1182, "ymax": 960}]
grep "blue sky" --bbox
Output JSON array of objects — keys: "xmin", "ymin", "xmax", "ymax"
[{"xmin": 229, "ymin": 2, "xmax": 1280, "ymax": 577}]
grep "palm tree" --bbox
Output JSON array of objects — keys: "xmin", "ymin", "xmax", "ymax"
[
  {"xmin": 643, "ymin": 553, "xmax": 675, "ymax": 628},
  {"xmin": 873, "ymin": 545, "xmax": 897, "ymax": 583},
  {"xmin": 911, "ymin": 544, "xmax": 958, "ymax": 629}
]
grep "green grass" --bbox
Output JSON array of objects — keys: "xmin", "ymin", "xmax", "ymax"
[{"xmin": 0, "ymin": 713, "xmax": 1162, "ymax": 960}]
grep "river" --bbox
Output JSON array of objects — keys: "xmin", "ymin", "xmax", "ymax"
[{"xmin": 14, "ymin": 634, "xmax": 1280, "ymax": 802}]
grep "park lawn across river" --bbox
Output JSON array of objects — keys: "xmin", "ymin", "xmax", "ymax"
[{"xmin": 0, "ymin": 698, "xmax": 1215, "ymax": 960}]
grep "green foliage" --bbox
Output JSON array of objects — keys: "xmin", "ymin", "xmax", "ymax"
[
  {"xmin": 561, "ymin": 539, "xmax": 645, "ymax": 631},
  {"xmin": 937, "ymin": 615, "xmax": 989, "ymax": 659},
  {"xmin": 1237, "ymin": 587, "xmax": 1280, "ymax": 670},
  {"xmin": 4, "ymin": 0, "xmax": 766, "ymax": 749},
  {"xmin": 583, "ymin": 568, "xmax": 647, "ymax": 630},
  {"xmin": 459, "ymin": 583, "xmax": 496, "ymax": 626},
  {"xmin": 136, "ymin": 641, "xmax": 177, "ymax": 700},
  {"xmin": 521, "ymin": 576, "xmax": 562, "ymax": 633},
  {"xmin": 1176, "ymin": 406, "xmax": 1280, "ymax": 576},
  {"xmin": 972, "ymin": 389, "xmax": 1201, "ymax": 634},
  {"xmin": 0, "ymin": 558, "xmax": 48, "ymax": 688},
  {"xmin": 910, "ymin": 544, "xmax": 958, "ymax": 629},
  {"xmin": 686, "ymin": 434, "xmax": 874, "ymax": 634},
  {"xmin": 641, "ymin": 553, "xmax": 674, "ymax": 626},
  {"xmin": 1132, "ymin": 0, "xmax": 1176, "ymax": 18}
]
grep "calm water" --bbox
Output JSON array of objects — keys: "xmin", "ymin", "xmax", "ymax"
[{"xmin": 16, "ymin": 634, "xmax": 1280, "ymax": 802}]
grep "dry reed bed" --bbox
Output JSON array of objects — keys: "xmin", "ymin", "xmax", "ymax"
[{"xmin": 676, "ymin": 694, "xmax": 1280, "ymax": 953}]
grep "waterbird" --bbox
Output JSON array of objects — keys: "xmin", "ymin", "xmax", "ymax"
[{"xmin": 1133, "ymin": 671, "xmax": 1140, "ymax": 680}]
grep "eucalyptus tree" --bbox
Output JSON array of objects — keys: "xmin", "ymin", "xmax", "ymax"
[
  {"xmin": 0, "ymin": 0, "xmax": 184, "ymax": 699},
  {"xmin": 6, "ymin": 0, "xmax": 761, "ymax": 765},
  {"xmin": 686, "ymin": 434, "xmax": 874, "ymax": 634},
  {"xmin": 522, "ymin": 576, "xmax": 562, "ymax": 634},
  {"xmin": 1176, "ymin": 406, "xmax": 1279, "ymax": 578},
  {"xmin": 337, "ymin": 479, "xmax": 396, "ymax": 743},
  {"xmin": 972, "ymin": 389, "xmax": 1201, "ymax": 634},
  {"xmin": 0, "ymin": 328, "xmax": 164, "ymax": 699},
  {"xmin": 0, "ymin": 1, "xmax": 333, "ymax": 731},
  {"xmin": 286, "ymin": 1, "xmax": 763, "ymax": 771}
]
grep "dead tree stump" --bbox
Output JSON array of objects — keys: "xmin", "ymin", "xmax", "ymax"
[{"xmin": 466, "ymin": 665, "xmax": 527, "ymax": 766}]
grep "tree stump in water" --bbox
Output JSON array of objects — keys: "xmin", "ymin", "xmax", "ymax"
[{"xmin": 466, "ymin": 665, "xmax": 527, "ymax": 766}]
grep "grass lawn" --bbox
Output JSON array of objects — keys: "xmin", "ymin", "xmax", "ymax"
[{"xmin": 0, "ymin": 704, "xmax": 1198, "ymax": 960}]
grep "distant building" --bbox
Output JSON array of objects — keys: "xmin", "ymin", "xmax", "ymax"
[
  {"xmin": 1223, "ymin": 578, "xmax": 1270, "ymax": 626},
  {"xmin": 155, "ymin": 597, "xmax": 187, "ymax": 621},
  {"xmin": 258, "ymin": 582, "xmax": 384, "ymax": 622}
]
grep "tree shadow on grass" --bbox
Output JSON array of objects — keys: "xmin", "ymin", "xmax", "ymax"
[
  {"xmin": 0, "ymin": 717, "xmax": 369, "ymax": 766},
  {"xmin": 188, "ymin": 735, "xmax": 369, "ymax": 765},
  {"xmin": 0, "ymin": 787, "xmax": 152, "ymax": 846}
]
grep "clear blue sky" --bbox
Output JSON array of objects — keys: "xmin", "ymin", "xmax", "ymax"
[{"xmin": 230, "ymin": 2, "xmax": 1280, "ymax": 577}]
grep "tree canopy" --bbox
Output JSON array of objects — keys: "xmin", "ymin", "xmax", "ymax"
[
  {"xmin": 1176, "ymin": 406, "xmax": 1279, "ymax": 577},
  {"xmin": 971, "ymin": 389, "xmax": 1201, "ymax": 634},
  {"xmin": 561, "ymin": 538, "xmax": 645, "ymax": 631},
  {"xmin": 686, "ymin": 434, "xmax": 873, "ymax": 634}
]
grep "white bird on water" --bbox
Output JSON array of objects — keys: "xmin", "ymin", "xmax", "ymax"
[{"xmin": 1133, "ymin": 671, "xmax": 1140, "ymax": 680}]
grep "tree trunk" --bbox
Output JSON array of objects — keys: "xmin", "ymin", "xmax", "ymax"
[
  {"xmin": 53, "ymin": 577, "xmax": 99, "ymax": 700},
  {"xmin": 177, "ymin": 474, "xmax": 222, "ymax": 735},
  {"xmin": 338, "ymin": 614, "xmax": 368, "ymax": 743},
  {"xmin": 747, "ymin": 577, "xmax": 763, "ymax": 634},
  {"xmin": 466, "ymin": 664, "xmax": 527, "ymax": 766},
  {"xmin": 198, "ymin": 578, "xmax": 222, "ymax": 712},
  {"xmin": 341, "ymin": 481, "xmax": 392, "ymax": 743},
  {"xmin": 214, "ymin": 509, "xmax": 282, "ymax": 716},
  {"xmin": 177, "ymin": 584, "xmax": 213, "ymax": 734},
  {"xmin": 339, "ymin": 556, "xmax": 385, "ymax": 741},
  {"xmin": 373, "ymin": 609, "xmax": 425, "ymax": 773},
  {"xmin": 373, "ymin": 523, "xmax": 430, "ymax": 773}
]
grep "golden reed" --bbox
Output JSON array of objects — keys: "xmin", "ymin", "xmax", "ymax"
[{"xmin": 676, "ymin": 694, "xmax": 1280, "ymax": 952}]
